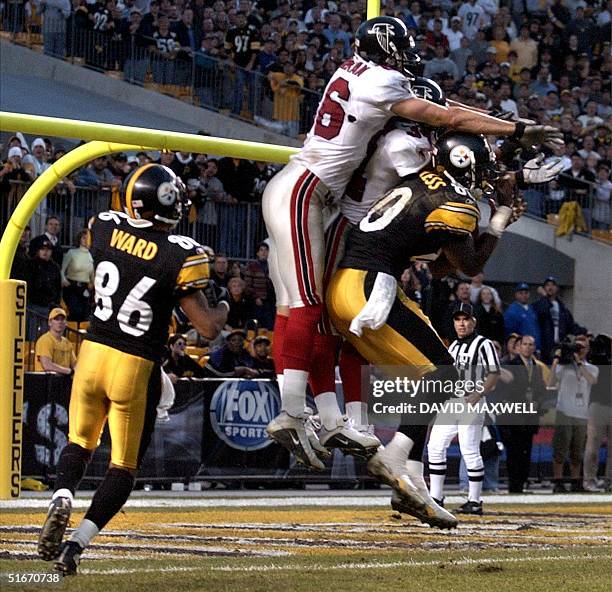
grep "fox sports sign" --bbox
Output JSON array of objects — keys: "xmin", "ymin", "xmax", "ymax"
[{"xmin": 210, "ymin": 380, "xmax": 281, "ymax": 451}]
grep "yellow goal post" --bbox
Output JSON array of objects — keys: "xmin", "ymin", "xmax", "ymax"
[{"xmin": 0, "ymin": 112, "xmax": 299, "ymax": 498}]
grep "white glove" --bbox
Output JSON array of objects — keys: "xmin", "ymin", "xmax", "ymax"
[
  {"xmin": 157, "ymin": 370, "xmax": 176, "ymax": 423},
  {"xmin": 349, "ymin": 272, "xmax": 397, "ymax": 337},
  {"xmin": 522, "ymin": 153, "xmax": 565, "ymax": 184}
]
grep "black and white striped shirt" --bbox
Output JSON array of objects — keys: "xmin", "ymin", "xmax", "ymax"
[{"xmin": 449, "ymin": 333, "xmax": 500, "ymax": 393}]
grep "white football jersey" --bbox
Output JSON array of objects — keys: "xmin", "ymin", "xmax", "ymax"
[
  {"xmin": 292, "ymin": 55, "xmax": 414, "ymax": 199},
  {"xmin": 340, "ymin": 120, "xmax": 433, "ymax": 225}
]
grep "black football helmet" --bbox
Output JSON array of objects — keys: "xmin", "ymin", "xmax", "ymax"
[
  {"xmin": 411, "ymin": 76, "xmax": 446, "ymax": 105},
  {"xmin": 120, "ymin": 163, "xmax": 188, "ymax": 227},
  {"xmin": 355, "ymin": 16, "xmax": 420, "ymax": 79},
  {"xmin": 433, "ymin": 132, "xmax": 498, "ymax": 193}
]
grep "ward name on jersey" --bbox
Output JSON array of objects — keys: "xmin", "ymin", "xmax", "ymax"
[
  {"xmin": 341, "ymin": 170, "xmax": 481, "ymax": 278},
  {"xmin": 87, "ymin": 211, "xmax": 210, "ymax": 362},
  {"xmin": 292, "ymin": 54, "xmax": 414, "ymax": 199}
]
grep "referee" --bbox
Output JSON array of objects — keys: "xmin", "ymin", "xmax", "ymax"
[{"xmin": 427, "ymin": 302, "xmax": 500, "ymax": 515}]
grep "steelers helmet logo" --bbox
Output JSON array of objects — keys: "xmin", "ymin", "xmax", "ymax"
[
  {"xmin": 449, "ymin": 145, "xmax": 473, "ymax": 169},
  {"xmin": 157, "ymin": 181, "xmax": 177, "ymax": 206}
]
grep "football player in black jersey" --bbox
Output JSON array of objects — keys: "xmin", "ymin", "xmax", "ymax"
[
  {"xmin": 38, "ymin": 164, "xmax": 228, "ymax": 574},
  {"xmin": 327, "ymin": 131, "xmax": 564, "ymax": 528}
]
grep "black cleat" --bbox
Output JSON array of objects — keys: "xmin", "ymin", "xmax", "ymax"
[
  {"xmin": 433, "ymin": 497, "xmax": 445, "ymax": 508},
  {"xmin": 552, "ymin": 481, "xmax": 569, "ymax": 494},
  {"xmin": 455, "ymin": 500, "xmax": 483, "ymax": 515},
  {"xmin": 37, "ymin": 497, "xmax": 72, "ymax": 561},
  {"xmin": 55, "ymin": 541, "xmax": 83, "ymax": 575}
]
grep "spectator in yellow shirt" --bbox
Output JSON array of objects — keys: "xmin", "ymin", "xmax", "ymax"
[
  {"xmin": 34, "ymin": 308, "xmax": 76, "ymax": 375},
  {"xmin": 490, "ymin": 26, "xmax": 510, "ymax": 64},
  {"xmin": 268, "ymin": 62, "xmax": 304, "ymax": 137},
  {"xmin": 509, "ymin": 25, "xmax": 538, "ymax": 70}
]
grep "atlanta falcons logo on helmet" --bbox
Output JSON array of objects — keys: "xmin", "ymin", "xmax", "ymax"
[{"xmin": 368, "ymin": 22, "xmax": 397, "ymax": 53}]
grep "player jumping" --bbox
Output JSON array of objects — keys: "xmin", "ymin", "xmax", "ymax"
[
  {"xmin": 263, "ymin": 16, "xmax": 564, "ymax": 469},
  {"xmin": 326, "ymin": 131, "xmax": 564, "ymax": 527}
]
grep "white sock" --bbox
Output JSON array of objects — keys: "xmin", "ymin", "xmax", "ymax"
[
  {"xmin": 52, "ymin": 488, "xmax": 74, "ymax": 505},
  {"xmin": 281, "ymin": 369, "xmax": 308, "ymax": 416},
  {"xmin": 276, "ymin": 373, "xmax": 284, "ymax": 393},
  {"xmin": 468, "ymin": 479, "xmax": 483, "ymax": 503},
  {"xmin": 383, "ymin": 432, "xmax": 413, "ymax": 465},
  {"xmin": 405, "ymin": 460, "xmax": 427, "ymax": 489},
  {"xmin": 346, "ymin": 401, "xmax": 368, "ymax": 426},
  {"xmin": 69, "ymin": 518, "xmax": 99, "ymax": 549},
  {"xmin": 429, "ymin": 473, "xmax": 446, "ymax": 501},
  {"xmin": 315, "ymin": 391, "xmax": 343, "ymax": 429}
]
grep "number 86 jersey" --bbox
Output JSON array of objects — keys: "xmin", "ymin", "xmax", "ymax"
[
  {"xmin": 86, "ymin": 211, "xmax": 210, "ymax": 362},
  {"xmin": 292, "ymin": 54, "xmax": 414, "ymax": 200}
]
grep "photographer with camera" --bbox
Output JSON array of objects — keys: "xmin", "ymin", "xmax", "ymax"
[{"xmin": 548, "ymin": 334, "xmax": 599, "ymax": 493}]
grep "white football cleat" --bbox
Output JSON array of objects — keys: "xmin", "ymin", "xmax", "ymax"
[
  {"xmin": 303, "ymin": 410, "xmax": 332, "ymax": 461},
  {"xmin": 267, "ymin": 411, "xmax": 325, "ymax": 470},
  {"xmin": 367, "ymin": 445, "xmax": 409, "ymax": 487},
  {"xmin": 367, "ymin": 447, "xmax": 427, "ymax": 516},
  {"xmin": 392, "ymin": 460, "xmax": 458, "ymax": 529},
  {"xmin": 319, "ymin": 416, "xmax": 381, "ymax": 458}
]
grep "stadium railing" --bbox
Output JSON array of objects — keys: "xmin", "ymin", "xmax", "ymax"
[
  {"xmin": 2, "ymin": 181, "xmax": 268, "ymax": 259},
  {"xmin": 0, "ymin": 16, "xmax": 322, "ymax": 139}
]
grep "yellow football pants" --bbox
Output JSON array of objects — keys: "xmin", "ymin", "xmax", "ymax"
[
  {"xmin": 69, "ymin": 340, "xmax": 160, "ymax": 470},
  {"xmin": 327, "ymin": 268, "xmax": 453, "ymax": 376}
]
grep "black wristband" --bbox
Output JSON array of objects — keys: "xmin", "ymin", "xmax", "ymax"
[
  {"xmin": 515, "ymin": 169, "xmax": 528, "ymax": 189},
  {"xmin": 511, "ymin": 121, "xmax": 526, "ymax": 140}
]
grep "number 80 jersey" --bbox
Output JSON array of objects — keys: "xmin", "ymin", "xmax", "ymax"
[
  {"xmin": 341, "ymin": 170, "xmax": 481, "ymax": 279},
  {"xmin": 86, "ymin": 211, "xmax": 211, "ymax": 362}
]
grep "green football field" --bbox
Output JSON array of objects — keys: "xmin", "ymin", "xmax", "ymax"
[{"xmin": 1, "ymin": 493, "xmax": 611, "ymax": 592}]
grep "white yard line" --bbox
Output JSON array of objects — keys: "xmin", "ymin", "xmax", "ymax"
[
  {"xmin": 210, "ymin": 553, "xmax": 612, "ymax": 573},
  {"xmin": 62, "ymin": 552, "xmax": 612, "ymax": 576},
  {"xmin": 80, "ymin": 566, "xmax": 202, "ymax": 575},
  {"xmin": 3, "ymin": 493, "xmax": 612, "ymax": 510}
]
